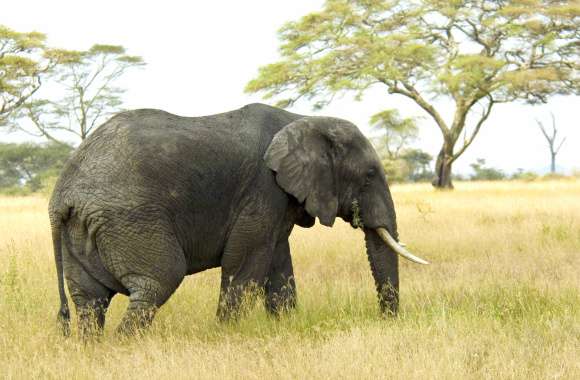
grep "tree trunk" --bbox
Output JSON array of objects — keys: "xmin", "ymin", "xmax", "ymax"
[
  {"xmin": 432, "ymin": 139, "xmax": 455, "ymax": 189},
  {"xmin": 551, "ymin": 152, "xmax": 556, "ymax": 173}
]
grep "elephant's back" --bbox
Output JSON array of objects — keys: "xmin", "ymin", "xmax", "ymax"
[
  {"xmin": 50, "ymin": 106, "xmax": 271, "ymax": 212},
  {"xmin": 50, "ymin": 104, "xmax": 302, "ymax": 215}
]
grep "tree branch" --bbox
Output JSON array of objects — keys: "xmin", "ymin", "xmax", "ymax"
[
  {"xmin": 450, "ymin": 95, "xmax": 495, "ymax": 163},
  {"xmin": 382, "ymin": 80, "xmax": 450, "ymax": 136},
  {"xmin": 536, "ymin": 119, "xmax": 552, "ymax": 144},
  {"xmin": 23, "ymin": 104, "xmax": 71, "ymax": 145},
  {"xmin": 0, "ymin": 78, "xmax": 42, "ymax": 117},
  {"xmin": 556, "ymin": 137, "xmax": 566, "ymax": 154}
]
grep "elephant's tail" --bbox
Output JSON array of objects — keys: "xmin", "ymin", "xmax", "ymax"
[{"xmin": 51, "ymin": 212, "xmax": 71, "ymax": 337}]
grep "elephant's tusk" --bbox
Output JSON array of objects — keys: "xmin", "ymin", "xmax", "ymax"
[{"xmin": 376, "ymin": 228, "xmax": 430, "ymax": 265}]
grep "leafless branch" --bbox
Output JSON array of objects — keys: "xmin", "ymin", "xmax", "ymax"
[{"xmin": 537, "ymin": 112, "xmax": 566, "ymax": 156}]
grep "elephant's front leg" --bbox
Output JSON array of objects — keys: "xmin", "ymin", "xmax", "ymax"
[
  {"xmin": 217, "ymin": 223, "xmax": 274, "ymax": 322},
  {"xmin": 217, "ymin": 251, "xmax": 273, "ymax": 321},
  {"xmin": 265, "ymin": 239, "xmax": 296, "ymax": 315}
]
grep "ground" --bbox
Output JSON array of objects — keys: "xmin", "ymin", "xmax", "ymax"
[{"xmin": 0, "ymin": 180, "xmax": 578, "ymax": 379}]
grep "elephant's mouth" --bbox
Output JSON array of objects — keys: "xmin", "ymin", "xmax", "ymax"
[{"xmin": 347, "ymin": 199, "xmax": 364, "ymax": 228}]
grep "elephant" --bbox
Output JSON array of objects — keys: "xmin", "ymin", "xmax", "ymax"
[{"xmin": 49, "ymin": 103, "xmax": 428, "ymax": 337}]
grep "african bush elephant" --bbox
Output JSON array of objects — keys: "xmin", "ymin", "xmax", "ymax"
[{"xmin": 49, "ymin": 103, "xmax": 428, "ymax": 337}]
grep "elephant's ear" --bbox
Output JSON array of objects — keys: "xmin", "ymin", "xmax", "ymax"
[{"xmin": 265, "ymin": 117, "xmax": 338, "ymax": 227}]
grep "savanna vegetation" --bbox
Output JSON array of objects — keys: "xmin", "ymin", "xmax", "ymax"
[{"xmin": 1, "ymin": 180, "xmax": 578, "ymax": 378}]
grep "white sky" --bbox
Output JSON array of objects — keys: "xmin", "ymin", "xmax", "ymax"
[{"xmin": 2, "ymin": 0, "xmax": 578, "ymax": 175}]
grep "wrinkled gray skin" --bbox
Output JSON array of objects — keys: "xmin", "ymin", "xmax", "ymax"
[{"xmin": 50, "ymin": 103, "xmax": 400, "ymax": 337}]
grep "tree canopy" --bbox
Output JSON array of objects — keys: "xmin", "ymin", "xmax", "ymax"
[
  {"xmin": 0, "ymin": 25, "xmax": 75, "ymax": 126},
  {"xmin": 13, "ymin": 44, "xmax": 145, "ymax": 144},
  {"xmin": 0, "ymin": 142, "xmax": 72, "ymax": 191},
  {"xmin": 246, "ymin": 0, "xmax": 580, "ymax": 188},
  {"xmin": 371, "ymin": 108, "xmax": 419, "ymax": 159}
]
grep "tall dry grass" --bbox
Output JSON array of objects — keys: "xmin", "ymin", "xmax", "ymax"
[{"xmin": 0, "ymin": 180, "xmax": 578, "ymax": 379}]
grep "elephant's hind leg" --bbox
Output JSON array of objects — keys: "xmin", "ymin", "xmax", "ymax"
[
  {"xmin": 114, "ymin": 273, "xmax": 185, "ymax": 336},
  {"xmin": 63, "ymin": 251, "xmax": 114, "ymax": 339},
  {"xmin": 115, "ymin": 263, "xmax": 186, "ymax": 336},
  {"xmin": 97, "ymin": 220, "xmax": 187, "ymax": 336}
]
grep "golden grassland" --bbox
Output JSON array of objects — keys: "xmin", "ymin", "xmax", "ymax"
[{"xmin": 0, "ymin": 180, "xmax": 579, "ymax": 379}]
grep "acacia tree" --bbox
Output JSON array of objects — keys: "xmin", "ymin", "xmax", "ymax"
[
  {"xmin": 536, "ymin": 112, "xmax": 565, "ymax": 173},
  {"xmin": 402, "ymin": 148, "xmax": 433, "ymax": 181},
  {"xmin": 14, "ymin": 44, "xmax": 145, "ymax": 144},
  {"xmin": 0, "ymin": 25, "xmax": 71, "ymax": 127},
  {"xmin": 246, "ymin": 0, "xmax": 580, "ymax": 188},
  {"xmin": 370, "ymin": 109, "xmax": 433, "ymax": 182},
  {"xmin": 371, "ymin": 109, "xmax": 419, "ymax": 159}
]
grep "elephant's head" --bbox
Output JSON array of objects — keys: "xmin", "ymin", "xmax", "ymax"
[{"xmin": 265, "ymin": 116, "xmax": 428, "ymax": 315}]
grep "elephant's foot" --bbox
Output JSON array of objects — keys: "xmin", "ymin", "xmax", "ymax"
[
  {"xmin": 265, "ymin": 280, "xmax": 297, "ymax": 316},
  {"xmin": 216, "ymin": 288, "xmax": 245, "ymax": 323},
  {"xmin": 115, "ymin": 273, "xmax": 182, "ymax": 336},
  {"xmin": 265, "ymin": 273, "xmax": 297, "ymax": 316},
  {"xmin": 217, "ymin": 282, "xmax": 262, "ymax": 322},
  {"xmin": 265, "ymin": 292, "xmax": 297, "ymax": 316},
  {"xmin": 76, "ymin": 298, "xmax": 110, "ymax": 340},
  {"xmin": 115, "ymin": 302, "xmax": 157, "ymax": 336}
]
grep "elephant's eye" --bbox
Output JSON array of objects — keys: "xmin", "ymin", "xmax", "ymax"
[{"xmin": 363, "ymin": 168, "xmax": 376, "ymax": 187}]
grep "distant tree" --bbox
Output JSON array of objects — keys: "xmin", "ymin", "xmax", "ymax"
[
  {"xmin": 379, "ymin": 148, "xmax": 433, "ymax": 183},
  {"xmin": 536, "ymin": 112, "xmax": 566, "ymax": 173},
  {"xmin": 246, "ymin": 0, "xmax": 580, "ymax": 189},
  {"xmin": 470, "ymin": 158, "xmax": 505, "ymax": 181},
  {"xmin": 370, "ymin": 109, "xmax": 432, "ymax": 182},
  {"xmin": 0, "ymin": 25, "xmax": 73, "ymax": 127},
  {"xmin": 401, "ymin": 148, "xmax": 433, "ymax": 181},
  {"xmin": 380, "ymin": 157, "xmax": 407, "ymax": 183},
  {"xmin": 371, "ymin": 109, "xmax": 419, "ymax": 159},
  {"xmin": 12, "ymin": 45, "xmax": 145, "ymax": 144},
  {"xmin": 0, "ymin": 142, "xmax": 72, "ymax": 191}
]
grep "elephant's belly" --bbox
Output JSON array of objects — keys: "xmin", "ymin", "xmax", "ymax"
[
  {"xmin": 180, "ymin": 225, "xmax": 228, "ymax": 275},
  {"xmin": 185, "ymin": 258, "xmax": 222, "ymax": 275},
  {"xmin": 181, "ymin": 241, "xmax": 223, "ymax": 276}
]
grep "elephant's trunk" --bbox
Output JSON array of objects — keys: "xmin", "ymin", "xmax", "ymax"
[{"xmin": 364, "ymin": 228, "xmax": 399, "ymax": 316}]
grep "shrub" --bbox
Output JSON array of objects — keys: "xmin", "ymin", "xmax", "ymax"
[
  {"xmin": 511, "ymin": 169, "xmax": 538, "ymax": 181},
  {"xmin": 470, "ymin": 158, "xmax": 506, "ymax": 181}
]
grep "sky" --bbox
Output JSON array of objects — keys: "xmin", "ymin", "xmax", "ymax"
[{"xmin": 2, "ymin": 0, "xmax": 578, "ymax": 175}]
